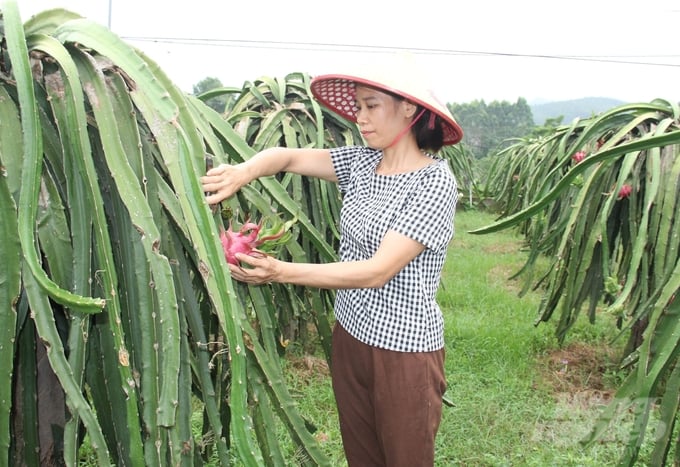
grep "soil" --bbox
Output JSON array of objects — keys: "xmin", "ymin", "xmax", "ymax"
[
  {"xmin": 535, "ymin": 341, "xmax": 620, "ymax": 408},
  {"xmin": 286, "ymin": 354, "xmax": 330, "ymax": 381}
]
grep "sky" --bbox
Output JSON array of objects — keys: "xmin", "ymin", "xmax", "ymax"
[{"xmin": 16, "ymin": 0, "xmax": 680, "ymax": 105}]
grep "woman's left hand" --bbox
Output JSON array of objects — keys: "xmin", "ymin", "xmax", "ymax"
[{"xmin": 228, "ymin": 251, "xmax": 279, "ymax": 285}]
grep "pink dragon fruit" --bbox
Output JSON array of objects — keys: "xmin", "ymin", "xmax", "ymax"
[
  {"xmin": 571, "ymin": 151, "xmax": 586, "ymax": 164},
  {"xmin": 220, "ymin": 218, "xmax": 291, "ymax": 265},
  {"xmin": 617, "ymin": 184, "xmax": 633, "ymax": 200}
]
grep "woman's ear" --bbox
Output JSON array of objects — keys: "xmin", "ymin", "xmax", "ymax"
[{"xmin": 402, "ymin": 100, "xmax": 418, "ymax": 119}]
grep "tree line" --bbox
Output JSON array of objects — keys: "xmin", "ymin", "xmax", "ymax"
[{"xmin": 449, "ymin": 98, "xmax": 540, "ymax": 158}]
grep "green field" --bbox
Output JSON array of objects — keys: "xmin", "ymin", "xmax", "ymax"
[{"xmin": 281, "ymin": 210, "xmax": 645, "ymax": 467}]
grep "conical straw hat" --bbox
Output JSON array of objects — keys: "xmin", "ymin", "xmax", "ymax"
[{"xmin": 310, "ymin": 53, "xmax": 463, "ymax": 145}]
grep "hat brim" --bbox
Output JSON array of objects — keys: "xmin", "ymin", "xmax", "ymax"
[{"xmin": 310, "ymin": 74, "xmax": 463, "ymax": 146}]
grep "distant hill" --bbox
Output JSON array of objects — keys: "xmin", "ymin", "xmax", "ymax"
[{"xmin": 530, "ymin": 97, "xmax": 626, "ymax": 126}]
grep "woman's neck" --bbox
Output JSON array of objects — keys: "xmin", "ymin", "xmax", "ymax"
[{"xmin": 377, "ymin": 142, "xmax": 431, "ymax": 175}]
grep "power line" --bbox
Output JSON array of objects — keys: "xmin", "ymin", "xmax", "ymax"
[{"xmin": 121, "ymin": 36, "xmax": 680, "ymax": 68}]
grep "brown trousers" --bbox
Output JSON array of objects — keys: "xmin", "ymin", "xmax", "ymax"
[{"xmin": 331, "ymin": 323, "xmax": 447, "ymax": 467}]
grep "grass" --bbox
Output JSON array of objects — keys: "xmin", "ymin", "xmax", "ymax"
[
  {"xmin": 433, "ymin": 210, "xmax": 628, "ymax": 466},
  {"xmin": 279, "ymin": 209, "xmax": 649, "ymax": 466}
]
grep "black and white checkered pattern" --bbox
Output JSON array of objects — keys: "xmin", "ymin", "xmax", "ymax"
[{"xmin": 330, "ymin": 146, "xmax": 458, "ymax": 352}]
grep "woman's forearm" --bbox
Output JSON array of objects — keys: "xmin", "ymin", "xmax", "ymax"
[
  {"xmin": 240, "ymin": 147, "xmax": 292, "ymax": 179},
  {"xmin": 202, "ymin": 148, "xmax": 300, "ymax": 204},
  {"xmin": 275, "ymin": 259, "xmax": 389, "ymax": 290},
  {"xmin": 242, "ymin": 147, "xmax": 336, "ymax": 181}
]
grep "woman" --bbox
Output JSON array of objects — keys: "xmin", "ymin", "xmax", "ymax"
[{"xmin": 201, "ymin": 57, "xmax": 463, "ymax": 467}]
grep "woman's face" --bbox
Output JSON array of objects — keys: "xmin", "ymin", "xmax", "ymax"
[{"xmin": 354, "ymin": 85, "xmax": 414, "ymax": 149}]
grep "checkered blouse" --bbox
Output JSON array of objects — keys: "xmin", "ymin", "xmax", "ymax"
[{"xmin": 330, "ymin": 146, "xmax": 458, "ymax": 352}]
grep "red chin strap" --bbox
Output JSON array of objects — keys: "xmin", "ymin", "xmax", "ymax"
[{"xmin": 385, "ymin": 108, "xmax": 426, "ymax": 148}]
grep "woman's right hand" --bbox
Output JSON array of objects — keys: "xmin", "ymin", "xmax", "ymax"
[{"xmin": 200, "ymin": 163, "xmax": 250, "ymax": 205}]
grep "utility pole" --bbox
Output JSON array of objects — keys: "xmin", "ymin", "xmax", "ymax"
[{"xmin": 107, "ymin": 0, "xmax": 112, "ymax": 29}]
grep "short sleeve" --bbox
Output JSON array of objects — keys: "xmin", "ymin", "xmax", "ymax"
[
  {"xmin": 330, "ymin": 146, "xmax": 381, "ymax": 194},
  {"xmin": 391, "ymin": 164, "xmax": 458, "ymax": 252}
]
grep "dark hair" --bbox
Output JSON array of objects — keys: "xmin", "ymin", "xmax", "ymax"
[
  {"xmin": 412, "ymin": 107, "xmax": 445, "ymax": 153},
  {"xmin": 378, "ymin": 88, "xmax": 445, "ymax": 153}
]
